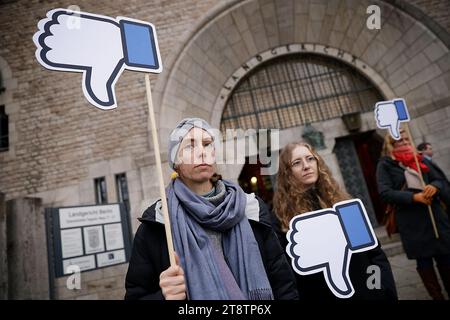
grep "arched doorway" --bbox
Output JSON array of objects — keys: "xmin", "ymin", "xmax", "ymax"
[
  {"xmin": 220, "ymin": 53, "xmax": 383, "ymax": 131},
  {"xmin": 221, "ymin": 53, "xmax": 384, "ymax": 222}
]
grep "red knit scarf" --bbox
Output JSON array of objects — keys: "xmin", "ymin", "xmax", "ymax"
[{"xmin": 392, "ymin": 145, "xmax": 429, "ymax": 173}]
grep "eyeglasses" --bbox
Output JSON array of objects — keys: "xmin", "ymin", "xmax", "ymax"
[{"xmin": 290, "ymin": 156, "xmax": 317, "ymax": 169}]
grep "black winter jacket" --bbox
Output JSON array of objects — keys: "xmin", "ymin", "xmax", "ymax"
[
  {"xmin": 269, "ymin": 212, "xmax": 397, "ymax": 300},
  {"xmin": 376, "ymin": 156, "xmax": 450, "ymax": 259},
  {"xmin": 124, "ymin": 197, "xmax": 299, "ymax": 300}
]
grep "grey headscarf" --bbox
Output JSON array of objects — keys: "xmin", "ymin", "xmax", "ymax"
[
  {"xmin": 165, "ymin": 117, "xmax": 274, "ymax": 300},
  {"xmin": 168, "ymin": 118, "xmax": 215, "ymax": 169}
]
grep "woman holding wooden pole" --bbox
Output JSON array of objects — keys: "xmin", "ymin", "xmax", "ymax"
[
  {"xmin": 376, "ymin": 128, "xmax": 450, "ymax": 300},
  {"xmin": 124, "ymin": 117, "xmax": 298, "ymax": 300}
]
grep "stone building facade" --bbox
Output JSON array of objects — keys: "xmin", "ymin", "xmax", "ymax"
[{"xmin": 0, "ymin": 0, "xmax": 449, "ymax": 299}]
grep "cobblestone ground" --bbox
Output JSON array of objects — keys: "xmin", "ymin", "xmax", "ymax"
[{"xmin": 388, "ymin": 253, "xmax": 449, "ymax": 300}]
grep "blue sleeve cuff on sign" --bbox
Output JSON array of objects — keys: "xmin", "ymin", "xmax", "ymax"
[
  {"xmin": 336, "ymin": 201, "xmax": 375, "ymax": 251},
  {"xmin": 394, "ymin": 99, "xmax": 409, "ymax": 121},
  {"xmin": 120, "ymin": 20, "xmax": 159, "ymax": 70}
]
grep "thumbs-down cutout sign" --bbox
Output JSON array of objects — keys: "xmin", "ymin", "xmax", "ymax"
[
  {"xmin": 374, "ymin": 98, "xmax": 410, "ymax": 140},
  {"xmin": 33, "ymin": 8, "xmax": 162, "ymax": 110},
  {"xmin": 286, "ymin": 199, "xmax": 378, "ymax": 299}
]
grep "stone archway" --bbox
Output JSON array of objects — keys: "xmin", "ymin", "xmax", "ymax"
[{"xmin": 155, "ymin": 0, "xmax": 450, "ymax": 158}]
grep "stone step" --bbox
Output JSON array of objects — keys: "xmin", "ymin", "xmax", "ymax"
[
  {"xmin": 374, "ymin": 226, "xmax": 404, "ymax": 257},
  {"xmin": 381, "ymin": 241, "xmax": 404, "ymax": 257},
  {"xmin": 374, "ymin": 226, "xmax": 401, "ymax": 245},
  {"xmin": 379, "ymin": 232, "xmax": 401, "ymax": 245}
]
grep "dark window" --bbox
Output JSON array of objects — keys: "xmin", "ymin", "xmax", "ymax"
[
  {"xmin": 0, "ymin": 71, "xmax": 6, "ymax": 93},
  {"xmin": 221, "ymin": 53, "xmax": 383, "ymax": 133},
  {"xmin": 94, "ymin": 177, "xmax": 108, "ymax": 204},
  {"xmin": 115, "ymin": 173, "xmax": 130, "ymax": 213},
  {"xmin": 0, "ymin": 105, "xmax": 8, "ymax": 152}
]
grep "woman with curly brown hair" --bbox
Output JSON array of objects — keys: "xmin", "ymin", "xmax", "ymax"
[{"xmin": 271, "ymin": 141, "xmax": 397, "ymax": 300}]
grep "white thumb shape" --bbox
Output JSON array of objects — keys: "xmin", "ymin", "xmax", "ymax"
[
  {"xmin": 83, "ymin": 62, "xmax": 123, "ymax": 109},
  {"xmin": 33, "ymin": 9, "xmax": 125, "ymax": 110},
  {"xmin": 325, "ymin": 247, "xmax": 354, "ymax": 298},
  {"xmin": 389, "ymin": 122, "xmax": 401, "ymax": 140}
]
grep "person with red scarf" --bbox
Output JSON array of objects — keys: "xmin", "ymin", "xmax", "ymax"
[{"xmin": 376, "ymin": 129, "xmax": 450, "ymax": 300}]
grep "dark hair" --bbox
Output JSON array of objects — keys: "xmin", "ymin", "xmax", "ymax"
[{"xmin": 417, "ymin": 142, "xmax": 431, "ymax": 151}]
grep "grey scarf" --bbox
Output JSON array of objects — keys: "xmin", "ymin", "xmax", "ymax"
[{"xmin": 166, "ymin": 178, "xmax": 274, "ymax": 300}]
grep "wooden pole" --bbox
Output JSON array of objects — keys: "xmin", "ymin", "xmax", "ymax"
[
  {"xmin": 403, "ymin": 123, "xmax": 439, "ymax": 239},
  {"xmin": 144, "ymin": 74, "xmax": 176, "ymax": 266}
]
